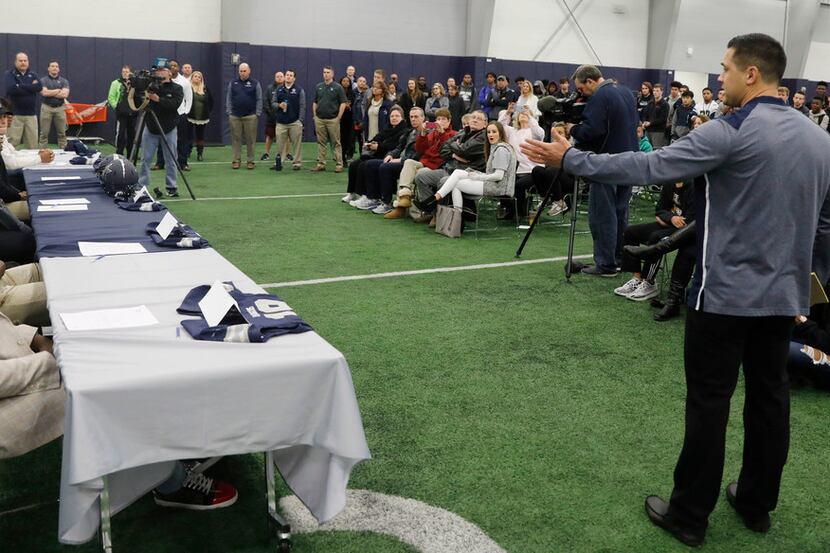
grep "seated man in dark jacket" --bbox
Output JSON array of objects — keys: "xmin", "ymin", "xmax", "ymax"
[
  {"xmin": 0, "ymin": 202, "xmax": 35, "ymax": 265},
  {"xmin": 615, "ymin": 180, "xmax": 695, "ymax": 304}
]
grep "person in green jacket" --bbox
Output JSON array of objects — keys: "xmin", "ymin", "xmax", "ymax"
[{"xmin": 108, "ymin": 66, "xmax": 138, "ymax": 155}]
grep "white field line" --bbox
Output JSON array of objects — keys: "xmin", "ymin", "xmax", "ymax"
[
  {"xmin": 165, "ymin": 192, "xmax": 343, "ymax": 202},
  {"xmin": 258, "ymin": 254, "xmax": 594, "ymax": 289}
]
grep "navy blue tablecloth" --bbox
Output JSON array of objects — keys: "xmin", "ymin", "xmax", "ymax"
[{"xmin": 24, "ymin": 167, "xmax": 175, "ymax": 258}]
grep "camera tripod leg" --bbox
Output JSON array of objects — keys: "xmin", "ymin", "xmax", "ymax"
[
  {"xmin": 129, "ymin": 109, "xmax": 197, "ymax": 200},
  {"xmin": 515, "ymin": 171, "xmax": 563, "ymax": 258},
  {"xmin": 564, "ymin": 176, "xmax": 581, "ymax": 281}
]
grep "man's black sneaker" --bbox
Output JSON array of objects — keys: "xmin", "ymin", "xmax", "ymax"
[
  {"xmin": 153, "ymin": 472, "xmax": 238, "ymax": 511},
  {"xmin": 153, "ymin": 187, "xmax": 164, "ymax": 199},
  {"xmin": 274, "ymin": 155, "xmax": 283, "ymax": 171},
  {"xmin": 166, "ymin": 189, "xmax": 180, "ymax": 198},
  {"xmin": 260, "ymin": 153, "xmax": 270, "ymax": 161}
]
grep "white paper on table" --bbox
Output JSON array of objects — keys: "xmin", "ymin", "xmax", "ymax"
[
  {"xmin": 78, "ymin": 242, "xmax": 147, "ymax": 257},
  {"xmin": 198, "ymin": 280, "xmax": 238, "ymax": 327},
  {"xmin": 60, "ymin": 305, "xmax": 158, "ymax": 331},
  {"xmin": 41, "ymin": 175, "xmax": 81, "ymax": 181},
  {"xmin": 39, "ymin": 198, "xmax": 91, "ymax": 205},
  {"xmin": 155, "ymin": 212, "xmax": 179, "ymax": 240},
  {"xmin": 36, "ymin": 204, "xmax": 89, "ymax": 212}
]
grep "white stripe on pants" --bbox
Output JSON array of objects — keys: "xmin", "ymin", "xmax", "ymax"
[{"xmin": 436, "ymin": 169, "xmax": 485, "ymax": 209}]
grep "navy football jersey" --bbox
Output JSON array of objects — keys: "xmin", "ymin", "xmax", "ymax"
[
  {"xmin": 146, "ymin": 221, "xmax": 209, "ymax": 249},
  {"xmin": 118, "ymin": 194, "xmax": 167, "ymax": 212},
  {"xmin": 178, "ymin": 283, "xmax": 312, "ymax": 343}
]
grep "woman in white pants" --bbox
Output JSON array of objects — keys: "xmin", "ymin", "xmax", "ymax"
[{"xmin": 414, "ymin": 122, "xmax": 517, "ymax": 213}]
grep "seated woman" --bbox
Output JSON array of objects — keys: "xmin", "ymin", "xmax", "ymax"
[
  {"xmin": 348, "ymin": 105, "xmax": 409, "ymax": 211},
  {"xmin": 498, "ymin": 103, "xmax": 543, "ymax": 219},
  {"xmin": 414, "ymin": 121, "xmax": 516, "ymax": 213},
  {"xmin": 614, "ymin": 179, "xmax": 695, "ymax": 302},
  {"xmin": 424, "ymin": 83, "xmax": 449, "ymax": 122},
  {"xmin": 529, "ymin": 123, "xmax": 574, "ymax": 218}
]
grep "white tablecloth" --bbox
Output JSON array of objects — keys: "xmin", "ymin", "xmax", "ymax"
[{"xmin": 41, "ymin": 249, "xmax": 371, "ymax": 544}]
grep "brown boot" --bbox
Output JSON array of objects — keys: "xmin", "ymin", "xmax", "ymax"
[
  {"xmin": 384, "ymin": 207, "xmax": 406, "ymax": 219},
  {"xmin": 428, "ymin": 215, "xmax": 436, "ymax": 228}
]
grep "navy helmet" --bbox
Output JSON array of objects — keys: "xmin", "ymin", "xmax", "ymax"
[{"xmin": 100, "ymin": 157, "xmax": 139, "ymax": 199}]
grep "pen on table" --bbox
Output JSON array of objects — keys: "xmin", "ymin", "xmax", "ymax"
[{"xmin": 92, "ymin": 255, "xmax": 106, "ymax": 263}]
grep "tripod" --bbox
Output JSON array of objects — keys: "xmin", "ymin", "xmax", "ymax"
[
  {"xmin": 514, "ymin": 170, "xmax": 582, "ymax": 281},
  {"xmin": 129, "ymin": 103, "xmax": 196, "ymax": 200}
]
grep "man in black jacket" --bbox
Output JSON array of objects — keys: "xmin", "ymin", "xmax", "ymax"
[
  {"xmin": 566, "ymin": 64, "xmax": 639, "ymax": 276},
  {"xmin": 643, "ymin": 83, "xmax": 669, "ymax": 148},
  {"xmin": 137, "ymin": 61, "xmax": 184, "ymax": 197}
]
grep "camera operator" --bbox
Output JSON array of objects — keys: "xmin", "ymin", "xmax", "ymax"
[
  {"xmin": 137, "ymin": 61, "xmax": 183, "ymax": 197},
  {"xmin": 565, "ymin": 64, "xmax": 639, "ymax": 276}
]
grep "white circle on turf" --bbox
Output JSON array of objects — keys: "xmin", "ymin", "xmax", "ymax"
[{"xmin": 279, "ymin": 489, "xmax": 506, "ymax": 553}]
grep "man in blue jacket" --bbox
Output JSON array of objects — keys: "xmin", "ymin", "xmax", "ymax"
[
  {"xmin": 523, "ymin": 33, "xmax": 830, "ymax": 547},
  {"xmin": 4, "ymin": 53, "xmax": 40, "ymax": 149},
  {"xmin": 226, "ymin": 63, "xmax": 262, "ymax": 170},
  {"xmin": 566, "ymin": 65, "xmax": 639, "ymax": 276},
  {"xmin": 273, "ymin": 69, "xmax": 305, "ymax": 171}
]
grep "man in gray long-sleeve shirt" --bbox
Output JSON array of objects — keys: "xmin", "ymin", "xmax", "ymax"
[{"xmin": 522, "ymin": 33, "xmax": 830, "ymax": 546}]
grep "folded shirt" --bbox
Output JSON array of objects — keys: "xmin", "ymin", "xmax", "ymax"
[
  {"xmin": 177, "ymin": 282, "xmax": 313, "ymax": 343},
  {"xmin": 146, "ymin": 221, "xmax": 208, "ymax": 249},
  {"xmin": 118, "ymin": 194, "xmax": 167, "ymax": 212}
]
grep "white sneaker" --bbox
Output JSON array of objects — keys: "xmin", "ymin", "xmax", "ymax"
[
  {"xmin": 350, "ymin": 195, "xmax": 368, "ymax": 207},
  {"xmin": 356, "ymin": 198, "xmax": 380, "ymax": 211},
  {"xmin": 628, "ymin": 280, "xmax": 659, "ymax": 301},
  {"xmin": 614, "ymin": 277, "xmax": 642, "ymax": 297},
  {"xmin": 547, "ymin": 199, "xmax": 568, "ymax": 217},
  {"xmin": 341, "ymin": 192, "xmax": 356, "ymax": 203},
  {"xmin": 372, "ymin": 202, "xmax": 393, "ymax": 214}
]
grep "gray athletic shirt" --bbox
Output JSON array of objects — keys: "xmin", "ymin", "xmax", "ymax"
[{"xmin": 562, "ymin": 96, "xmax": 830, "ymax": 317}]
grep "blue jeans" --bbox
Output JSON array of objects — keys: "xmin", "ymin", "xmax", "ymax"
[
  {"xmin": 156, "ymin": 461, "xmax": 187, "ymax": 494},
  {"xmin": 139, "ymin": 127, "xmax": 178, "ymax": 192},
  {"xmin": 587, "ymin": 181, "xmax": 632, "ymax": 271}
]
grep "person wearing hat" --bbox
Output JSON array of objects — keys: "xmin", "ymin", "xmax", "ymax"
[
  {"xmin": 137, "ymin": 60, "xmax": 184, "ymax": 197},
  {"xmin": 485, "ymin": 75, "xmax": 517, "ymax": 121}
]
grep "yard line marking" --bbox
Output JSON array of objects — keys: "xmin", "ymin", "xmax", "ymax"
[
  {"xmin": 258, "ymin": 254, "xmax": 594, "ymax": 289},
  {"xmin": 165, "ymin": 192, "xmax": 342, "ymax": 202}
]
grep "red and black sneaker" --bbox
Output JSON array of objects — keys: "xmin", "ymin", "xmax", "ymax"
[{"xmin": 153, "ymin": 472, "xmax": 238, "ymax": 510}]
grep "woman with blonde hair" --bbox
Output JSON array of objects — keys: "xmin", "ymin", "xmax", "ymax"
[
  {"xmin": 187, "ymin": 71, "xmax": 214, "ymax": 161},
  {"xmin": 425, "ymin": 83, "xmax": 449, "ymax": 122}
]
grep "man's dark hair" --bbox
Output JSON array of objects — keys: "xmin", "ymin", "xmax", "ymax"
[
  {"xmin": 670, "ymin": 80, "xmax": 683, "ymax": 89},
  {"xmin": 559, "ymin": 76, "xmax": 569, "ymax": 85},
  {"xmin": 48, "ymin": 60, "xmax": 60, "ymax": 66},
  {"xmin": 726, "ymin": 33, "xmax": 786, "ymax": 84},
  {"xmin": 285, "ymin": 69, "xmax": 296, "ymax": 75},
  {"xmin": 817, "ymin": 81, "xmax": 828, "ymax": 87},
  {"xmin": 323, "ymin": 65, "xmax": 333, "ymax": 71},
  {"xmin": 515, "ymin": 75, "xmax": 525, "ymax": 83},
  {"xmin": 813, "ymin": 96, "xmax": 824, "ymax": 104},
  {"xmin": 681, "ymin": 90, "xmax": 694, "ymax": 99},
  {"xmin": 486, "ymin": 72, "xmax": 496, "ymax": 79},
  {"xmin": 702, "ymin": 87, "xmax": 712, "ymax": 93},
  {"xmin": 571, "ymin": 65, "xmax": 602, "ymax": 83},
  {"xmin": 168, "ymin": 58, "xmax": 179, "ymax": 65}
]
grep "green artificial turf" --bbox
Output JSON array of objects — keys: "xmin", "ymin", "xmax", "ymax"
[{"xmin": 1, "ymin": 143, "xmax": 828, "ymax": 552}]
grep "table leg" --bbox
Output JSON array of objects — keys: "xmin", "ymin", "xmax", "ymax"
[
  {"xmin": 100, "ymin": 475, "xmax": 113, "ymax": 553},
  {"xmin": 264, "ymin": 451, "xmax": 292, "ymax": 551}
]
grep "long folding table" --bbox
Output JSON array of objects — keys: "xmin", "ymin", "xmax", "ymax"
[{"xmin": 23, "ymin": 167, "xmax": 371, "ymax": 551}]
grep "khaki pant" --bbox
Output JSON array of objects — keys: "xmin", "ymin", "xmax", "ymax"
[
  {"xmin": 6, "ymin": 201, "xmax": 29, "ymax": 222},
  {"xmin": 39, "ymin": 104, "xmax": 67, "ymax": 148},
  {"xmin": 275, "ymin": 121, "xmax": 303, "ymax": 168},
  {"xmin": 398, "ymin": 159, "xmax": 424, "ymax": 190},
  {"xmin": 229, "ymin": 114, "xmax": 258, "ymax": 163},
  {"xmin": 314, "ymin": 116, "xmax": 343, "ymax": 169},
  {"xmin": 7, "ymin": 115, "xmax": 38, "ymax": 149},
  {"xmin": 0, "ymin": 263, "xmax": 48, "ymax": 326}
]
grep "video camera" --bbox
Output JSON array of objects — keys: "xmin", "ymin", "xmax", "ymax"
[
  {"xmin": 127, "ymin": 57, "xmax": 170, "ymax": 96},
  {"xmin": 538, "ymin": 93, "xmax": 588, "ymax": 125}
]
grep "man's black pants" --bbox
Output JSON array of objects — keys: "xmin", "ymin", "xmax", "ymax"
[{"xmin": 668, "ymin": 309, "xmax": 794, "ymax": 531}]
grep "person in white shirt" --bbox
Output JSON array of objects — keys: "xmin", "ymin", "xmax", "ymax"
[
  {"xmin": 694, "ymin": 87, "xmax": 720, "ymax": 119},
  {"xmin": 165, "ymin": 59, "xmax": 193, "ymax": 171},
  {"xmin": 0, "ymin": 106, "xmax": 52, "ymax": 171}
]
